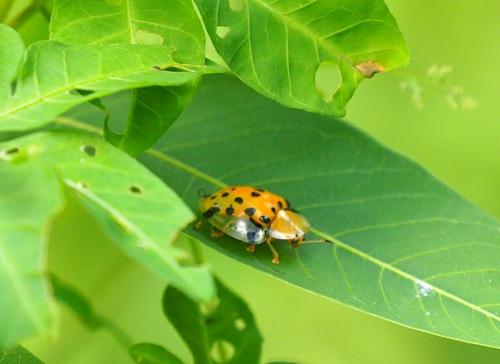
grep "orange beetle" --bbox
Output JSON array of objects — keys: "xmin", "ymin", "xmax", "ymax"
[{"xmin": 199, "ymin": 186, "xmax": 324, "ymax": 264}]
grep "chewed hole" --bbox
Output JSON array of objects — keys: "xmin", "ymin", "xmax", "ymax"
[
  {"xmin": 314, "ymin": 61, "xmax": 341, "ymax": 103},
  {"xmin": 228, "ymin": 0, "xmax": 243, "ymax": 11},
  {"xmin": 81, "ymin": 145, "xmax": 96, "ymax": 157},
  {"xmin": 129, "ymin": 185, "xmax": 143, "ymax": 194},
  {"xmin": 234, "ymin": 318, "xmax": 246, "ymax": 330},
  {"xmin": 210, "ymin": 340, "xmax": 235, "ymax": 363},
  {"xmin": 216, "ymin": 26, "xmax": 231, "ymax": 39}
]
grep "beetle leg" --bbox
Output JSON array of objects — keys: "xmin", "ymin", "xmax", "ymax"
[
  {"xmin": 246, "ymin": 244, "xmax": 255, "ymax": 253},
  {"xmin": 266, "ymin": 237, "xmax": 280, "ymax": 264},
  {"xmin": 211, "ymin": 229, "xmax": 225, "ymax": 238}
]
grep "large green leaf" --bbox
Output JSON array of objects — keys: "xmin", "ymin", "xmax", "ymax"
[
  {"xmin": 50, "ymin": 0, "xmax": 206, "ymax": 155},
  {"xmin": 61, "ymin": 76, "xmax": 500, "ymax": 347},
  {"xmin": 0, "ymin": 346, "xmax": 44, "ymax": 364},
  {"xmin": 195, "ymin": 0, "xmax": 408, "ymax": 116},
  {"xmin": 0, "ymin": 130, "xmax": 215, "ymax": 344},
  {"xmin": 74, "ymin": 75, "xmax": 500, "ymax": 348},
  {"xmin": 163, "ymin": 277, "xmax": 263, "ymax": 364}
]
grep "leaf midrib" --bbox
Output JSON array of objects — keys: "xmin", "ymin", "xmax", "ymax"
[{"xmin": 54, "ymin": 116, "xmax": 500, "ymax": 326}]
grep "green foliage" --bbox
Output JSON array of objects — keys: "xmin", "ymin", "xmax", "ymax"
[
  {"xmin": 0, "ymin": 130, "xmax": 214, "ymax": 344},
  {"xmin": 196, "ymin": 0, "xmax": 408, "ymax": 116},
  {"xmin": 163, "ymin": 277, "xmax": 263, "ymax": 364},
  {"xmin": 50, "ymin": 274, "xmax": 131, "ymax": 346},
  {"xmin": 0, "ymin": 346, "xmax": 44, "ymax": 364},
  {"xmin": 105, "ymin": 83, "xmax": 198, "ymax": 156},
  {"xmin": 131, "ymin": 75, "xmax": 497, "ymax": 348},
  {"xmin": 1, "ymin": 0, "xmax": 498, "ymax": 362},
  {"xmin": 50, "ymin": 0, "xmax": 206, "ymax": 155}
]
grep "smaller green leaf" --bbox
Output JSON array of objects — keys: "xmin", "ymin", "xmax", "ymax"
[
  {"xmin": 163, "ymin": 277, "xmax": 263, "ymax": 364},
  {"xmin": 129, "ymin": 343, "xmax": 183, "ymax": 364},
  {"xmin": 50, "ymin": 274, "xmax": 131, "ymax": 346},
  {"xmin": 0, "ymin": 41, "xmax": 199, "ymax": 131},
  {"xmin": 1, "ymin": 130, "xmax": 215, "ymax": 303},
  {"xmin": 195, "ymin": 0, "xmax": 409, "ymax": 116},
  {"xmin": 0, "ymin": 346, "xmax": 44, "ymax": 364},
  {"xmin": 105, "ymin": 81, "xmax": 198, "ymax": 156}
]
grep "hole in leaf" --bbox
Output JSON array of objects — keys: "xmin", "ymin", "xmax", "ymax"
[
  {"xmin": 129, "ymin": 185, "xmax": 143, "ymax": 194},
  {"xmin": 135, "ymin": 30, "xmax": 164, "ymax": 45},
  {"xmin": 216, "ymin": 26, "xmax": 231, "ymax": 39},
  {"xmin": 210, "ymin": 340, "xmax": 235, "ymax": 363},
  {"xmin": 81, "ymin": 145, "xmax": 96, "ymax": 157},
  {"xmin": 228, "ymin": 0, "xmax": 243, "ymax": 11},
  {"xmin": 234, "ymin": 318, "xmax": 246, "ymax": 330},
  {"xmin": 315, "ymin": 61, "xmax": 341, "ymax": 103}
]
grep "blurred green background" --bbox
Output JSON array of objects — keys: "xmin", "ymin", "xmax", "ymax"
[{"xmin": 8, "ymin": 0, "xmax": 500, "ymax": 363}]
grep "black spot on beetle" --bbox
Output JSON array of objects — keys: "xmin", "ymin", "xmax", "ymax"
[
  {"xmin": 203, "ymin": 206, "xmax": 220, "ymax": 219},
  {"xmin": 256, "ymin": 188, "xmax": 264, "ymax": 192},
  {"xmin": 271, "ymin": 207, "xmax": 276, "ymax": 213},
  {"xmin": 231, "ymin": 187, "xmax": 236, "ymax": 191},
  {"xmin": 222, "ymin": 192, "xmax": 229, "ymax": 197},
  {"xmin": 259, "ymin": 215, "xmax": 271, "ymax": 224},
  {"xmin": 245, "ymin": 207, "xmax": 256, "ymax": 216},
  {"xmin": 278, "ymin": 201, "xmax": 283, "ymax": 209},
  {"xmin": 234, "ymin": 197, "xmax": 244, "ymax": 204},
  {"xmin": 226, "ymin": 206, "xmax": 235, "ymax": 215},
  {"xmin": 210, "ymin": 195, "xmax": 216, "ymax": 200},
  {"xmin": 251, "ymin": 191, "xmax": 261, "ymax": 197}
]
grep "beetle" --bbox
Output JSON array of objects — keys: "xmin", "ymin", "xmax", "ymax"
[{"xmin": 198, "ymin": 186, "xmax": 326, "ymax": 264}]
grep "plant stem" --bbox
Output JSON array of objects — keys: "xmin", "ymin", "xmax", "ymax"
[
  {"xmin": 7, "ymin": 0, "xmax": 48, "ymax": 29},
  {"xmin": 0, "ymin": 0, "xmax": 15, "ymax": 22}
]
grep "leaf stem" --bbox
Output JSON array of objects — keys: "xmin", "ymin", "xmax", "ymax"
[
  {"xmin": 7, "ymin": 0, "xmax": 47, "ymax": 29},
  {"xmin": 0, "ymin": 0, "xmax": 15, "ymax": 22}
]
